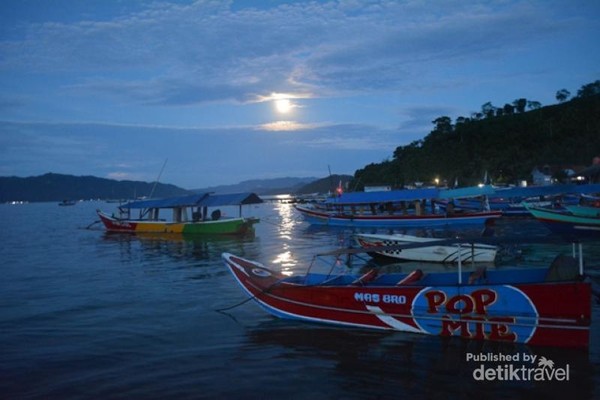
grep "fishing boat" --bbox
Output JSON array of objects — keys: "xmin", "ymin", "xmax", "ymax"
[
  {"xmin": 354, "ymin": 233, "xmax": 497, "ymax": 263},
  {"xmin": 294, "ymin": 187, "xmax": 502, "ymax": 228},
  {"xmin": 565, "ymin": 204, "xmax": 600, "ymax": 218},
  {"xmin": 438, "ymin": 184, "xmax": 600, "ymax": 218},
  {"xmin": 58, "ymin": 199, "xmax": 77, "ymax": 206},
  {"xmin": 222, "ymin": 241, "xmax": 593, "ymax": 348},
  {"xmin": 97, "ymin": 192, "xmax": 262, "ymax": 235},
  {"xmin": 525, "ymin": 204, "xmax": 600, "ymax": 237}
]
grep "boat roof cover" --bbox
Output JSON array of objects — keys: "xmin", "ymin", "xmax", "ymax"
[
  {"xmin": 493, "ymin": 183, "xmax": 600, "ymax": 199},
  {"xmin": 325, "ymin": 188, "xmax": 440, "ymax": 204},
  {"xmin": 320, "ymin": 183, "xmax": 600, "ymax": 205},
  {"xmin": 197, "ymin": 192, "xmax": 263, "ymax": 207},
  {"xmin": 120, "ymin": 192, "xmax": 262, "ymax": 209},
  {"xmin": 438, "ymin": 185, "xmax": 496, "ymax": 199}
]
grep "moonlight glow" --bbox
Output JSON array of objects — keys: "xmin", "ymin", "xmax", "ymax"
[{"xmin": 275, "ymin": 99, "xmax": 292, "ymax": 113}]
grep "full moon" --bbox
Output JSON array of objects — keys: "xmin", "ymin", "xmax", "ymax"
[{"xmin": 275, "ymin": 99, "xmax": 292, "ymax": 113}]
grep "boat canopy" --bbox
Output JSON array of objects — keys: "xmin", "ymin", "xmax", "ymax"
[
  {"xmin": 321, "ymin": 183, "xmax": 600, "ymax": 205},
  {"xmin": 325, "ymin": 188, "xmax": 440, "ymax": 205},
  {"xmin": 120, "ymin": 192, "xmax": 262, "ymax": 209},
  {"xmin": 197, "ymin": 193, "xmax": 263, "ymax": 207},
  {"xmin": 493, "ymin": 183, "xmax": 600, "ymax": 199},
  {"xmin": 438, "ymin": 185, "xmax": 495, "ymax": 199}
]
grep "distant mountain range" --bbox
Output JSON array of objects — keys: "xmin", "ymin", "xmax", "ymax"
[
  {"xmin": 293, "ymin": 175, "xmax": 353, "ymax": 194},
  {"xmin": 192, "ymin": 175, "xmax": 354, "ymax": 196},
  {"xmin": 0, "ymin": 173, "xmax": 352, "ymax": 203},
  {"xmin": 192, "ymin": 177, "xmax": 318, "ymax": 195},
  {"xmin": 0, "ymin": 173, "xmax": 190, "ymax": 203}
]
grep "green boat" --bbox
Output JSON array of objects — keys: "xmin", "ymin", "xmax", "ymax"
[
  {"xmin": 97, "ymin": 192, "xmax": 262, "ymax": 235},
  {"xmin": 565, "ymin": 205, "xmax": 600, "ymax": 218},
  {"xmin": 525, "ymin": 204, "xmax": 600, "ymax": 237}
]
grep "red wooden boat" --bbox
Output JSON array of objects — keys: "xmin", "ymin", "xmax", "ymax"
[{"xmin": 223, "ymin": 244, "xmax": 593, "ymax": 348}]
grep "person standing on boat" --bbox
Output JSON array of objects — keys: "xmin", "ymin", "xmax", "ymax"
[{"xmin": 481, "ymin": 195, "xmax": 490, "ymax": 211}]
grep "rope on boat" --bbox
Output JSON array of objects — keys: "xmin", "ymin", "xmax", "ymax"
[
  {"xmin": 215, "ymin": 295, "xmax": 260, "ymax": 313},
  {"xmin": 84, "ymin": 220, "xmax": 101, "ymax": 230},
  {"xmin": 214, "ymin": 277, "xmax": 287, "ymax": 313}
]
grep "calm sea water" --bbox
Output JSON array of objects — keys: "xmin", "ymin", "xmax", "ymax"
[{"xmin": 1, "ymin": 200, "xmax": 599, "ymax": 399}]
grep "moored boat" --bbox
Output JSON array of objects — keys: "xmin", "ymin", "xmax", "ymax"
[
  {"xmin": 354, "ymin": 233, "xmax": 497, "ymax": 263},
  {"xmin": 222, "ymin": 243, "xmax": 593, "ymax": 348},
  {"xmin": 525, "ymin": 204, "xmax": 600, "ymax": 237},
  {"xmin": 438, "ymin": 183, "xmax": 600, "ymax": 217},
  {"xmin": 97, "ymin": 192, "xmax": 262, "ymax": 235},
  {"xmin": 59, "ymin": 199, "xmax": 77, "ymax": 206},
  {"xmin": 294, "ymin": 187, "xmax": 502, "ymax": 228},
  {"xmin": 565, "ymin": 204, "xmax": 600, "ymax": 218},
  {"xmin": 295, "ymin": 204, "xmax": 501, "ymax": 228}
]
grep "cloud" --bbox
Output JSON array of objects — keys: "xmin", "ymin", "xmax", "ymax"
[
  {"xmin": 1, "ymin": 1, "xmax": 597, "ymax": 187},
  {"xmin": 0, "ymin": 96, "xmax": 27, "ymax": 112},
  {"xmin": 397, "ymin": 105, "xmax": 459, "ymax": 132},
  {"xmin": 0, "ymin": 119, "xmax": 401, "ymax": 187},
  {"xmin": 272, "ymin": 123, "xmax": 407, "ymax": 151},
  {"xmin": 258, "ymin": 120, "xmax": 318, "ymax": 131},
  {"xmin": 106, "ymin": 171, "xmax": 146, "ymax": 181},
  {"xmin": 0, "ymin": 0, "xmax": 581, "ymax": 108}
]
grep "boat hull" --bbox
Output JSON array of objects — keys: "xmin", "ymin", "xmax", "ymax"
[
  {"xmin": 565, "ymin": 205, "xmax": 600, "ymax": 218},
  {"xmin": 355, "ymin": 234, "xmax": 497, "ymax": 263},
  {"xmin": 97, "ymin": 210, "xmax": 258, "ymax": 235},
  {"xmin": 295, "ymin": 205, "xmax": 501, "ymax": 228},
  {"xmin": 223, "ymin": 253, "xmax": 591, "ymax": 348},
  {"xmin": 526, "ymin": 206, "xmax": 600, "ymax": 237}
]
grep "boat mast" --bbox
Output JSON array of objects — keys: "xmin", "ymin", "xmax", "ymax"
[{"xmin": 149, "ymin": 158, "xmax": 168, "ymax": 199}]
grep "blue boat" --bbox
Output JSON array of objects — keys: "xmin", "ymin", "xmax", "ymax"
[
  {"xmin": 295, "ymin": 187, "xmax": 501, "ymax": 228},
  {"xmin": 439, "ymin": 184, "xmax": 600, "ymax": 217}
]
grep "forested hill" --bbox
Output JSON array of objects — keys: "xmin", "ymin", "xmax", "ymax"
[
  {"xmin": 0, "ymin": 173, "xmax": 190, "ymax": 203},
  {"xmin": 351, "ymin": 82, "xmax": 600, "ymax": 190}
]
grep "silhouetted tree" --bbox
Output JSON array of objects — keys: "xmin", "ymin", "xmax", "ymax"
[
  {"xmin": 481, "ymin": 102, "xmax": 496, "ymax": 118},
  {"xmin": 556, "ymin": 89, "xmax": 570, "ymax": 103},
  {"xmin": 527, "ymin": 100, "xmax": 541, "ymax": 110},
  {"xmin": 513, "ymin": 98, "xmax": 527, "ymax": 113},
  {"xmin": 348, "ymin": 79, "xmax": 600, "ymax": 191},
  {"xmin": 577, "ymin": 80, "xmax": 600, "ymax": 98},
  {"xmin": 432, "ymin": 116, "xmax": 453, "ymax": 133},
  {"xmin": 455, "ymin": 116, "xmax": 467, "ymax": 125},
  {"xmin": 503, "ymin": 104, "xmax": 514, "ymax": 115}
]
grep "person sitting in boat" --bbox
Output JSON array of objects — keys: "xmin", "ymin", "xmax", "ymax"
[
  {"xmin": 370, "ymin": 204, "xmax": 377, "ymax": 215},
  {"xmin": 211, "ymin": 209, "xmax": 222, "ymax": 220},
  {"xmin": 446, "ymin": 199, "xmax": 455, "ymax": 216},
  {"xmin": 414, "ymin": 200, "xmax": 422, "ymax": 216},
  {"xmin": 385, "ymin": 202, "xmax": 394, "ymax": 215},
  {"xmin": 192, "ymin": 209, "xmax": 202, "ymax": 222},
  {"xmin": 481, "ymin": 218, "xmax": 496, "ymax": 237}
]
